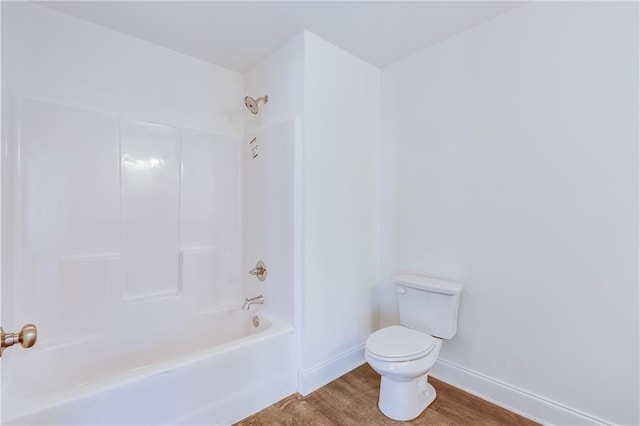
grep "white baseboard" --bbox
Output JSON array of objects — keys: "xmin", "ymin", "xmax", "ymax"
[
  {"xmin": 296, "ymin": 345, "xmax": 611, "ymax": 425},
  {"xmin": 298, "ymin": 344, "xmax": 366, "ymax": 396},
  {"xmin": 430, "ymin": 358, "xmax": 610, "ymax": 426}
]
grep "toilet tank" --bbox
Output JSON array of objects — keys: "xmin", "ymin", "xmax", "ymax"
[{"xmin": 395, "ymin": 275, "xmax": 463, "ymax": 339}]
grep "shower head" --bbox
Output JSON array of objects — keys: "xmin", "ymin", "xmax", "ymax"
[{"xmin": 244, "ymin": 95, "xmax": 268, "ymax": 115}]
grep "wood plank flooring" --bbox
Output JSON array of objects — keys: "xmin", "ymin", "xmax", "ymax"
[{"xmin": 236, "ymin": 364, "xmax": 538, "ymax": 425}]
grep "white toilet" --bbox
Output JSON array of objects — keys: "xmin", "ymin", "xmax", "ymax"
[{"xmin": 365, "ymin": 274, "xmax": 463, "ymax": 421}]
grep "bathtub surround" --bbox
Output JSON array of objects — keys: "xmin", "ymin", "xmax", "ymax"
[{"xmin": 380, "ymin": 2, "xmax": 639, "ymax": 425}]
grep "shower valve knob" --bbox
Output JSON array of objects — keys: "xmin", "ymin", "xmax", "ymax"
[
  {"xmin": 249, "ymin": 261, "xmax": 267, "ymax": 281},
  {"xmin": 0, "ymin": 323, "xmax": 37, "ymax": 357}
]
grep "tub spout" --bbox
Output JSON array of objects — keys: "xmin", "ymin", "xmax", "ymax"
[{"xmin": 242, "ymin": 295, "xmax": 264, "ymax": 310}]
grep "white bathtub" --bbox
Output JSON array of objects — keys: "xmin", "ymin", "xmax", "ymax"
[{"xmin": 2, "ymin": 309, "xmax": 296, "ymax": 425}]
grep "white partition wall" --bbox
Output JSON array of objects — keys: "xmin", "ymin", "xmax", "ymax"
[
  {"xmin": 244, "ymin": 31, "xmax": 382, "ymax": 395},
  {"xmin": 298, "ymin": 32, "xmax": 381, "ymax": 394}
]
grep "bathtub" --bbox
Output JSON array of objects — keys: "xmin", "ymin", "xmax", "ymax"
[{"xmin": 2, "ymin": 309, "xmax": 296, "ymax": 425}]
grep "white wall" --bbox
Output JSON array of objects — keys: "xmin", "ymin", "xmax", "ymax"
[
  {"xmin": 380, "ymin": 2, "xmax": 639, "ymax": 425},
  {"xmin": 1, "ymin": 2, "xmax": 243, "ymax": 136},
  {"xmin": 299, "ymin": 32, "xmax": 381, "ymax": 393},
  {"xmin": 244, "ymin": 34, "xmax": 304, "ymax": 135}
]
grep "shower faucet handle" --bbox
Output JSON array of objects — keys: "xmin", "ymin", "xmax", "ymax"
[
  {"xmin": 249, "ymin": 261, "xmax": 267, "ymax": 281},
  {"xmin": 0, "ymin": 323, "xmax": 37, "ymax": 357}
]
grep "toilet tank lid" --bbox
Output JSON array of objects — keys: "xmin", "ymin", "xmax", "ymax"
[{"xmin": 394, "ymin": 275, "xmax": 463, "ymax": 295}]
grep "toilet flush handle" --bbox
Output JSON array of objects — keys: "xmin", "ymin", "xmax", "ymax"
[{"xmin": 396, "ymin": 287, "xmax": 406, "ymax": 295}]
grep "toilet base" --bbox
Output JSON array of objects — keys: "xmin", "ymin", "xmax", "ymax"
[{"xmin": 378, "ymin": 374, "xmax": 436, "ymax": 421}]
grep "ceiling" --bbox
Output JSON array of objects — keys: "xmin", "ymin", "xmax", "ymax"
[{"xmin": 40, "ymin": 1, "xmax": 522, "ymax": 73}]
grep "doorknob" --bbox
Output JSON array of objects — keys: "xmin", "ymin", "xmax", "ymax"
[{"xmin": 1, "ymin": 324, "xmax": 37, "ymax": 357}]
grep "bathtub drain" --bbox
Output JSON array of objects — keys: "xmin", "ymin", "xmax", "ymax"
[{"xmin": 252, "ymin": 316, "xmax": 260, "ymax": 328}]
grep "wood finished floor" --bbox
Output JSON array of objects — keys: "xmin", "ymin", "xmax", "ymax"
[{"xmin": 235, "ymin": 365, "xmax": 538, "ymax": 426}]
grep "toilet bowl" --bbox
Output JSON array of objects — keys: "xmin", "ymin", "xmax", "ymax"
[
  {"xmin": 365, "ymin": 275, "xmax": 463, "ymax": 421},
  {"xmin": 365, "ymin": 325, "xmax": 443, "ymax": 421}
]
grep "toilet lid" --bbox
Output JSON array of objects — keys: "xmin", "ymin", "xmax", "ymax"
[{"xmin": 366, "ymin": 326, "xmax": 435, "ymax": 360}]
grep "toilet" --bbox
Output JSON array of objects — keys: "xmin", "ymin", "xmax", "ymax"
[{"xmin": 365, "ymin": 275, "xmax": 463, "ymax": 421}]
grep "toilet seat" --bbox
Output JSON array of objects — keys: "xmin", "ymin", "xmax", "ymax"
[{"xmin": 366, "ymin": 325, "xmax": 436, "ymax": 362}]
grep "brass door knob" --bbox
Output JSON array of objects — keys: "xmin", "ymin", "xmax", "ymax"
[{"xmin": 1, "ymin": 324, "xmax": 37, "ymax": 357}]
